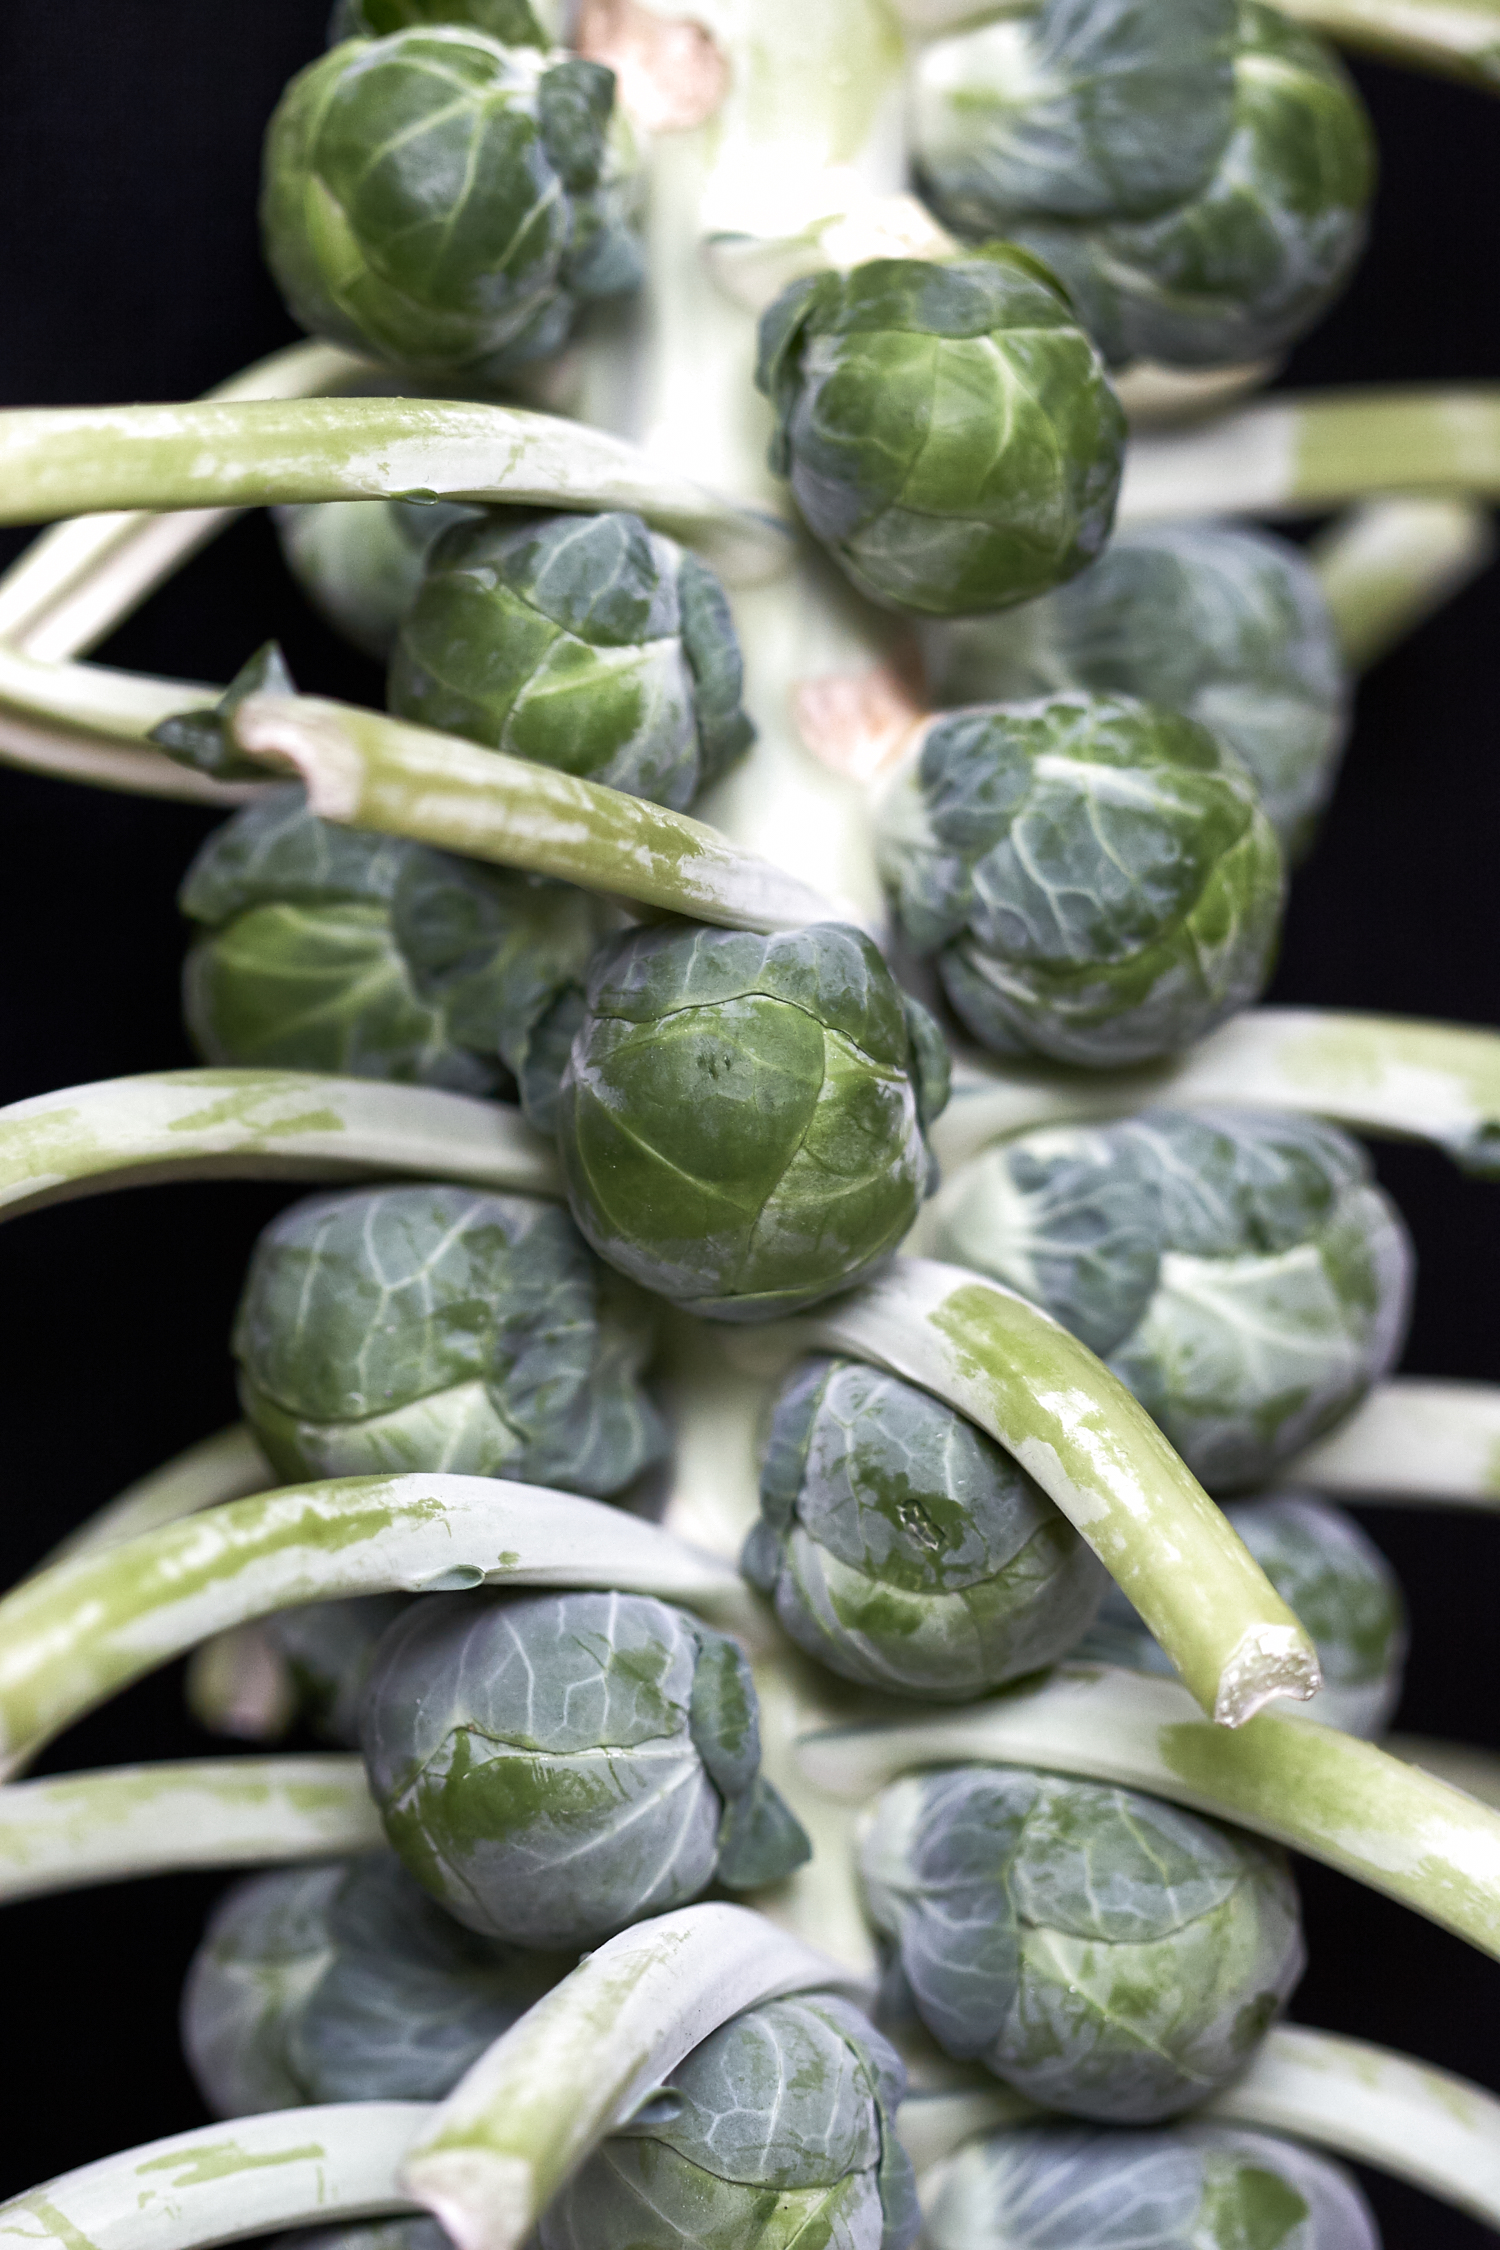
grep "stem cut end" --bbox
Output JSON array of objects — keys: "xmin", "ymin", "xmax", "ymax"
[
  {"xmin": 234, "ymin": 694, "xmax": 363, "ymax": 820},
  {"xmin": 1214, "ymin": 1625, "xmax": 1323, "ymax": 1729},
  {"xmin": 403, "ymin": 2148, "xmax": 535, "ymax": 2250}
]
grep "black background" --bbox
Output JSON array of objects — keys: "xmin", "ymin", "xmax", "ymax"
[{"xmin": 0, "ymin": 7, "xmax": 1496, "ymax": 2242}]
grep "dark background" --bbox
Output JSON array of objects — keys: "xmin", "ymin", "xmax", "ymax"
[{"xmin": 0, "ymin": 6, "xmax": 1495, "ymax": 2241}]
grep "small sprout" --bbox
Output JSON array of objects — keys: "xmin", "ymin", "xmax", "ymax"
[
  {"xmin": 329, "ymin": 0, "xmax": 550, "ymax": 43},
  {"xmin": 233, "ymin": 1183, "xmax": 666, "ymax": 1500},
  {"xmin": 180, "ymin": 787, "xmax": 601, "ymax": 1121},
  {"xmin": 928, "ymin": 1110, "xmax": 1413, "ymax": 1493},
  {"xmin": 755, "ymin": 251, "xmax": 1125, "ymax": 616},
  {"xmin": 923, "ymin": 2123, "xmax": 1378, "ymax": 2250},
  {"xmin": 389, "ymin": 510, "xmax": 755, "ymax": 810},
  {"xmin": 275, "ymin": 500, "xmax": 481, "ymax": 662},
  {"xmin": 151, "ymin": 642, "xmax": 296, "ymax": 782},
  {"xmin": 741, "ymin": 1354, "xmax": 1106, "ymax": 1700},
  {"xmin": 360, "ymin": 1588, "xmax": 811, "ymax": 1947},
  {"xmin": 539, "ymin": 1990, "xmax": 918, "ymax": 2250},
  {"xmin": 859, "ymin": 1765, "xmax": 1303, "ymax": 2122},
  {"xmin": 261, "ymin": 27, "xmax": 642, "ymax": 381},
  {"xmin": 182, "ymin": 1854, "xmax": 568, "ymax": 2114},
  {"xmin": 876, "ymin": 694, "xmax": 1284, "ymax": 1068},
  {"xmin": 556, "ymin": 921, "xmax": 948, "ymax": 1321}
]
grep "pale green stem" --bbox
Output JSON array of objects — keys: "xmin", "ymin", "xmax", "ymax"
[
  {"xmin": 1310, "ymin": 497, "xmax": 1495, "ymax": 668},
  {"xmin": 0, "ymin": 1068, "xmax": 561, "ymax": 1226},
  {"xmin": 231, "ymin": 692, "xmax": 842, "ymax": 931},
  {"xmin": 1120, "ymin": 389, "xmax": 1500, "ymax": 522},
  {"xmin": 30, "ymin": 1424, "xmax": 271, "ymax": 1577},
  {"xmin": 0, "ymin": 640, "xmax": 262, "ymax": 805},
  {"xmin": 1276, "ymin": 0, "xmax": 1500, "ymax": 88},
  {"xmin": 795, "ymin": 1660, "xmax": 1500, "ymax": 1962},
  {"xmin": 0, "ymin": 340, "xmax": 373, "ymax": 663},
  {"xmin": 0, "ymin": 1474, "xmax": 750, "ymax": 1777},
  {"xmin": 1288, "ymin": 1376, "xmax": 1500, "ymax": 1503},
  {"xmin": 402, "ymin": 1902, "xmax": 867, "ymax": 2250},
  {"xmin": 0, "ymin": 1754, "xmax": 382, "ymax": 1904},
  {"xmin": 737, "ymin": 1256, "xmax": 1319, "ymax": 1727},
  {"xmin": 0, "ymin": 397, "xmax": 790, "ymax": 587},
  {"xmin": 1391, "ymin": 1735, "xmax": 1500, "ymax": 1809},
  {"xmin": 0, "ymin": 2103, "xmax": 427, "ymax": 2250},
  {"xmin": 927, "ymin": 1007, "xmax": 1500, "ymax": 1178}
]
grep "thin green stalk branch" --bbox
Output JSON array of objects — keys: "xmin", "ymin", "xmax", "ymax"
[
  {"xmin": 0, "ymin": 1754, "xmax": 382, "ymax": 1904},
  {"xmin": 0, "ymin": 340, "xmax": 372, "ymax": 662},
  {"xmin": 0, "ymin": 2102, "xmax": 427, "ymax": 2250},
  {"xmin": 0, "ymin": 1475, "xmax": 751, "ymax": 1777},
  {"xmin": 1276, "ymin": 0, "xmax": 1500, "ymax": 88},
  {"xmin": 1289, "ymin": 1376, "xmax": 1500, "ymax": 1503},
  {"xmin": 231, "ymin": 693, "xmax": 841, "ymax": 932},
  {"xmin": 0, "ymin": 1068, "xmax": 561, "ymax": 1225},
  {"xmin": 30, "ymin": 1424, "xmax": 271, "ymax": 1577},
  {"xmin": 741, "ymin": 1256, "xmax": 1320, "ymax": 1728},
  {"xmin": 0, "ymin": 641, "xmax": 259, "ymax": 805},
  {"xmin": 928, "ymin": 1007, "xmax": 1500, "ymax": 1177},
  {"xmin": 1309, "ymin": 497, "xmax": 1496, "ymax": 668},
  {"xmin": 0, "ymin": 397, "xmax": 792, "ymax": 587},
  {"xmin": 795, "ymin": 1660, "xmax": 1500, "ymax": 1962},
  {"xmin": 402, "ymin": 1902, "xmax": 867, "ymax": 2250}
]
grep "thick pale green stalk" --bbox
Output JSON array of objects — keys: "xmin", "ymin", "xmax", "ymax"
[
  {"xmin": 795, "ymin": 1661, "xmax": 1500, "ymax": 1961},
  {"xmin": 1121, "ymin": 389, "xmax": 1500, "ymax": 522},
  {"xmin": 1290, "ymin": 1376, "xmax": 1500, "ymax": 1502},
  {"xmin": 0, "ymin": 397, "xmax": 790, "ymax": 586},
  {"xmin": 0, "ymin": 2103, "xmax": 426, "ymax": 2250},
  {"xmin": 928, "ymin": 1007, "xmax": 1500, "ymax": 1177},
  {"xmin": 0, "ymin": 1068, "xmax": 561, "ymax": 1224},
  {"xmin": 0, "ymin": 1475, "xmax": 749, "ymax": 1775},
  {"xmin": 0, "ymin": 1754, "xmax": 381, "ymax": 1903},
  {"xmin": 32, "ymin": 1424, "xmax": 271, "ymax": 1576},
  {"xmin": 231, "ymin": 693, "xmax": 841, "ymax": 931},
  {"xmin": 402, "ymin": 1902, "xmax": 865, "ymax": 2250},
  {"xmin": 1278, "ymin": 0, "xmax": 1500, "ymax": 87},
  {"xmin": 744, "ymin": 1256, "xmax": 1319, "ymax": 1726},
  {"xmin": 0, "ymin": 642, "xmax": 258, "ymax": 804},
  {"xmin": 1310, "ymin": 497, "xmax": 1496, "ymax": 668}
]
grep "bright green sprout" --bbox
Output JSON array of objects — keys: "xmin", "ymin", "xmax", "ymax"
[
  {"xmin": 329, "ymin": 0, "xmax": 550, "ymax": 42},
  {"xmin": 361, "ymin": 1588, "xmax": 812, "ymax": 1947},
  {"xmin": 875, "ymin": 693, "xmax": 1284, "ymax": 1067}
]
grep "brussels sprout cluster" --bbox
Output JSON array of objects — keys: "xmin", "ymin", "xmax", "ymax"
[
  {"xmin": 876, "ymin": 693, "xmax": 1284, "ymax": 1068},
  {"xmin": 924, "ymin": 2124, "xmax": 1378, "ymax": 2250},
  {"xmin": 557, "ymin": 919, "xmax": 950, "ymax": 1321},
  {"xmin": 361, "ymin": 1587, "xmax": 811, "ymax": 1947},
  {"xmin": 860, "ymin": 1764, "xmax": 1303, "ymax": 2120},
  {"xmin": 262, "ymin": 26, "xmax": 641, "ymax": 381},
  {"xmin": 540, "ymin": 1992, "xmax": 918, "ymax": 2250},
  {"xmin": 389, "ymin": 509, "xmax": 755, "ymax": 809},
  {"xmin": 182, "ymin": 1853, "xmax": 566, "ymax": 2114},
  {"xmin": 742, "ymin": 1355, "xmax": 1105, "ymax": 1699},
  {"xmin": 925, "ymin": 522, "xmax": 1349, "ymax": 856},
  {"xmin": 756, "ymin": 250, "xmax": 1125, "ymax": 617},
  {"xmin": 913, "ymin": 0, "xmax": 1375, "ymax": 368},
  {"xmin": 233, "ymin": 1183, "xmax": 665, "ymax": 1500},
  {"xmin": 929, "ymin": 1109, "xmax": 1412, "ymax": 1491},
  {"xmin": 181, "ymin": 787, "xmax": 600, "ymax": 1119}
]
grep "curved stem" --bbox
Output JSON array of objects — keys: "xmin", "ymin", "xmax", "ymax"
[
  {"xmin": 0, "ymin": 1475, "xmax": 750, "ymax": 1775},
  {"xmin": 745, "ymin": 1256, "xmax": 1319, "ymax": 1727},
  {"xmin": 0, "ymin": 1069, "xmax": 561, "ymax": 1225},
  {"xmin": 1288, "ymin": 1376, "xmax": 1500, "ymax": 1503},
  {"xmin": 0, "ymin": 1754, "xmax": 382, "ymax": 1904},
  {"xmin": 30, "ymin": 1424, "xmax": 271, "ymax": 1577},
  {"xmin": 795, "ymin": 1660, "xmax": 1500, "ymax": 1962},
  {"xmin": 402, "ymin": 1902, "xmax": 867, "ymax": 2250},
  {"xmin": 1309, "ymin": 497, "xmax": 1496, "ymax": 669},
  {"xmin": 1276, "ymin": 0, "xmax": 1500, "ymax": 89},
  {"xmin": 1391, "ymin": 1734, "xmax": 1500, "ymax": 1809}
]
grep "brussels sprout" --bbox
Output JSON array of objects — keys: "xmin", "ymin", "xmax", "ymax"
[
  {"xmin": 755, "ymin": 252, "xmax": 1125, "ymax": 617},
  {"xmin": 924, "ymin": 523, "xmax": 1349, "ymax": 856},
  {"xmin": 330, "ymin": 0, "xmax": 549, "ymax": 43},
  {"xmin": 180, "ymin": 787, "xmax": 600, "ymax": 1119},
  {"xmin": 262, "ymin": 1596, "xmax": 411, "ymax": 1746},
  {"xmin": 741, "ymin": 1355, "xmax": 1106, "ymax": 1699},
  {"xmin": 233, "ymin": 1183, "xmax": 665, "ymax": 1499},
  {"xmin": 859, "ymin": 1765, "xmax": 1303, "ymax": 2121},
  {"xmin": 1083, "ymin": 1492, "xmax": 1407, "ymax": 1737},
  {"xmin": 556, "ymin": 921, "xmax": 949, "ymax": 1322},
  {"xmin": 876, "ymin": 693, "xmax": 1283, "ymax": 1068},
  {"xmin": 361, "ymin": 1588, "xmax": 812, "ymax": 1947},
  {"xmin": 389, "ymin": 510, "xmax": 755, "ymax": 810},
  {"xmin": 261, "ymin": 29, "xmax": 642, "ymax": 383},
  {"xmin": 927, "ymin": 1110, "xmax": 1413, "ymax": 1493},
  {"xmin": 539, "ymin": 1991, "xmax": 918, "ymax": 2250},
  {"xmin": 924, "ymin": 2124, "xmax": 1379, "ymax": 2250},
  {"xmin": 182, "ymin": 1854, "xmax": 566, "ymax": 2115},
  {"xmin": 274, "ymin": 500, "xmax": 480, "ymax": 662}
]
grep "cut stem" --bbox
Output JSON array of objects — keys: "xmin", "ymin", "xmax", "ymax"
[
  {"xmin": 402, "ymin": 1902, "xmax": 867, "ymax": 2250},
  {"xmin": 0, "ymin": 1475, "xmax": 750, "ymax": 1775},
  {"xmin": 1276, "ymin": 0, "xmax": 1500, "ymax": 89},
  {"xmin": 1289, "ymin": 1376, "xmax": 1500, "ymax": 1503},
  {"xmin": 0, "ymin": 1754, "xmax": 382, "ymax": 1904},
  {"xmin": 1310, "ymin": 496, "xmax": 1495, "ymax": 668},
  {"xmin": 795, "ymin": 1660, "xmax": 1500, "ymax": 1962},
  {"xmin": 0, "ymin": 1068, "xmax": 561, "ymax": 1225}
]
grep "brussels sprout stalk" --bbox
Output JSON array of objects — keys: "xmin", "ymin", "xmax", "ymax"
[
  {"xmin": 29, "ymin": 1423, "xmax": 271, "ymax": 1577},
  {"xmin": 1309, "ymin": 497, "xmax": 1497, "ymax": 667},
  {"xmin": 1290, "ymin": 1376, "xmax": 1500, "ymax": 1504},
  {"xmin": 0, "ymin": 1475, "xmax": 751, "ymax": 1777},
  {"xmin": 1277, "ymin": 0, "xmax": 1500, "ymax": 89},
  {"xmin": 0, "ymin": 1754, "xmax": 382, "ymax": 1904},
  {"xmin": 0, "ymin": 642, "xmax": 261, "ymax": 806},
  {"xmin": 401, "ymin": 1902, "xmax": 867, "ymax": 2250}
]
